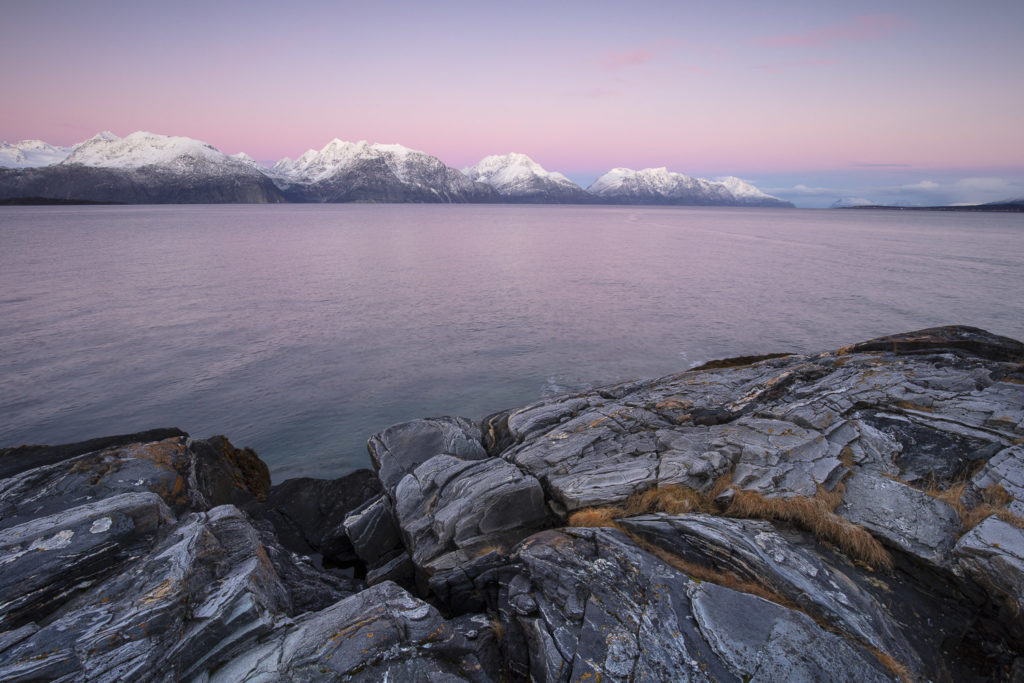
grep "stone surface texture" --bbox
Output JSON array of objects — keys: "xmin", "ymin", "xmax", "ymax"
[{"xmin": 2, "ymin": 326, "xmax": 1024, "ymax": 681}]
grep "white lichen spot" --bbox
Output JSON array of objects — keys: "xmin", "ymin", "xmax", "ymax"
[
  {"xmin": 29, "ymin": 529, "xmax": 74, "ymax": 551},
  {"xmin": 90, "ymin": 517, "xmax": 113, "ymax": 534}
]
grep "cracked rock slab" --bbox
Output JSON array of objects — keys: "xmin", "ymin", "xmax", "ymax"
[
  {"xmin": 509, "ymin": 527, "xmax": 894, "ymax": 682},
  {"xmin": 837, "ymin": 471, "xmax": 961, "ymax": 567}
]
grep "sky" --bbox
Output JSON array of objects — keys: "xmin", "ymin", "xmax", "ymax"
[{"xmin": 2, "ymin": 0, "xmax": 1023, "ymax": 207}]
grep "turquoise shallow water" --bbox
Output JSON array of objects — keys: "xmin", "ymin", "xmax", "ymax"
[{"xmin": 1, "ymin": 204, "xmax": 1022, "ymax": 479}]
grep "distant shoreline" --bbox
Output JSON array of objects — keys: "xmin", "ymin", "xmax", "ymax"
[
  {"xmin": 0, "ymin": 196, "xmax": 123, "ymax": 206},
  {"xmin": 836, "ymin": 203, "xmax": 1024, "ymax": 213}
]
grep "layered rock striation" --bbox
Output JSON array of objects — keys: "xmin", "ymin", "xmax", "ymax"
[{"xmin": 2, "ymin": 326, "xmax": 1024, "ymax": 680}]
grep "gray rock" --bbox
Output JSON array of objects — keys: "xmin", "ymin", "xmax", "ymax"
[
  {"xmin": 955, "ymin": 515, "xmax": 1024, "ymax": 638},
  {"xmin": 620, "ymin": 513, "xmax": 921, "ymax": 674},
  {"xmin": 204, "ymin": 581, "xmax": 495, "ymax": 682},
  {"xmin": 972, "ymin": 445, "xmax": 1024, "ymax": 500},
  {"xmin": 0, "ymin": 505, "xmax": 289, "ymax": 682},
  {"xmin": 343, "ymin": 492, "xmax": 403, "ymax": 568},
  {"xmin": 191, "ymin": 434, "xmax": 271, "ymax": 508},
  {"xmin": 394, "ymin": 454, "xmax": 548, "ymax": 570},
  {"xmin": 726, "ymin": 417, "xmax": 844, "ymax": 496},
  {"xmin": 0, "ymin": 491, "xmax": 174, "ymax": 630},
  {"xmin": 688, "ymin": 581, "xmax": 892, "ymax": 682},
  {"xmin": 0, "ymin": 427, "xmax": 187, "ymax": 480},
  {"xmin": 249, "ymin": 468, "xmax": 381, "ymax": 566},
  {"xmin": 837, "ymin": 471, "xmax": 961, "ymax": 566},
  {"xmin": 0, "ymin": 435, "xmax": 196, "ymax": 526},
  {"xmin": 369, "ymin": 417, "xmax": 488, "ymax": 492},
  {"xmin": 5, "ymin": 327, "xmax": 1024, "ymax": 681},
  {"xmin": 365, "ymin": 550, "xmax": 416, "ymax": 588},
  {"xmin": 838, "ymin": 325, "xmax": 1024, "ymax": 363},
  {"xmin": 250, "ymin": 517, "xmax": 360, "ymax": 614},
  {"xmin": 508, "ymin": 526, "xmax": 894, "ymax": 682}
]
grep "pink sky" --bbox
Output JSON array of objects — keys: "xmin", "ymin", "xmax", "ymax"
[{"xmin": 2, "ymin": 1, "xmax": 1022, "ymax": 206}]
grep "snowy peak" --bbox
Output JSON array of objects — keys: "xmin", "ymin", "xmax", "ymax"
[
  {"xmin": 464, "ymin": 153, "xmax": 573, "ymax": 186},
  {"xmin": 1, "ymin": 131, "xmax": 791, "ymax": 207},
  {"xmin": 588, "ymin": 167, "xmax": 791, "ymax": 207},
  {"xmin": 0, "ymin": 139, "xmax": 74, "ymax": 168},
  {"xmin": 717, "ymin": 176, "xmax": 775, "ymax": 201},
  {"xmin": 463, "ymin": 152, "xmax": 590, "ymax": 202},
  {"xmin": 62, "ymin": 131, "xmax": 237, "ymax": 170},
  {"xmin": 266, "ymin": 138, "xmax": 496, "ymax": 203},
  {"xmin": 271, "ymin": 139, "xmax": 427, "ymax": 184}
]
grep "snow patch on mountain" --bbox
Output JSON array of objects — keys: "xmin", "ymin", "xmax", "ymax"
[
  {"xmin": 464, "ymin": 153, "xmax": 574, "ymax": 187},
  {"xmin": 271, "ymin": 139, "xmax": 440, "ymax": 184},
  {"xmin": 463, "ymin": 153, "xmax": 591, "ymax": 201},
  {"xmin": 717, "ymin": 176, "xmax": 776, "ymax": 201},
  {"xmin": 0, "ymin": 140, "xmax": 74, "ymax": 168},
  {"xmin": 588, "ymin": 167, "xmax": 790, "ymax": 206},
  {"xmin": 62, "ymin": 131, "xmax": 243, "ymax": 171}
]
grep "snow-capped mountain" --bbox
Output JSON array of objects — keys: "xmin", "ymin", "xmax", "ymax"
[
  {"xmin": 588, "ymin": 167, "xmax": 793, "ymax": 207},
  {"xmin": 0, "ymin": 140, "xmax": 74, "ymax": 168},
  {"xmin": 65, "ymin": 131, "xmax": 258, "ymax": 175},
  {"xmin": 463, "ymin": 153, "xmax": 593, "ymax": 203},
  {"xmin": 0, "ymin": 131, "xmax": 284, "ymax": 204},
  {"xmin": 270, "ymin": 139, "xmax": 498, "ymax": 203},
  {"xmin": 0, "ymin": 131, "xmax": 793, "ymax": 207}
]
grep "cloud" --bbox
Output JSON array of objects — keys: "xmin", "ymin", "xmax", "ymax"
[
  {"xmin": 902, "ymin": 180, "xmax": 939, "ymax": 190},
  {"xmin": 851, "ymin": 162, "xmax": 912, "ymax": 168},
  {"xmin": 596, "ymin": 41, "xmax": 711, "ymax": 75},
  {"xmin": 600, "ymin": 49, "xmax": 657, "ymax": 70},
  {"xmin": 764, "ymin": 184, "xmax": 844, "ymax": 196},
  {"xmin": 755, "ymin": 15, "xmax": 907, "ymax": 49},
  {"xmin": 756, "ymin": 58, "xmax": 837, "ymax": 73}
]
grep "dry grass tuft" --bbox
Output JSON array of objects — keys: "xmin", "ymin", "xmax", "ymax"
[
  {"xmin": 625, "ymin": 485, "xmax": 709, "ymax": 516},
  {"xmin": 923, "ymin": 481, "xmax": 1024, "ymax": 533},
  {"xmin": 489, "ymin": 616, "xmax": 504, "ymax": 641},
  {"xmin": 865, "ymin": 644, "xmax": 915, "ymax": 683},
  {"xmin": 571, "ymin": 476, "xmax": 890, "ymax": 569},
  {"xmin": 839, "ymin": 445, "xmax": 856, "ymax": 469},
  {"xmin": 724, "ymin": 488, "xmax": 893, "ymax": 570},
  {"xmin": 567, "ymin": 506, "xmax": 625, "ymax": 529},
  {"xmin": 996, "ymin": 509, "xmax": 1024, "ymax": 529}
]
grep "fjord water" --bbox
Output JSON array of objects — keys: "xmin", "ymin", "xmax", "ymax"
[{"xmin": 2, "ymin": 204, "xmax": 1022, "ymax": 479}]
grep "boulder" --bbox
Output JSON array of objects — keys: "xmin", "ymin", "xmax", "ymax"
[{"xmin": 368, "ymin": 416, "xmax": 488, "ymax": 492}]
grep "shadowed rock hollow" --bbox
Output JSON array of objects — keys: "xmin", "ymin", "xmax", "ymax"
[{"xmin": 1, "ymin": 326, "xmax": 1023, "ymax": 681}]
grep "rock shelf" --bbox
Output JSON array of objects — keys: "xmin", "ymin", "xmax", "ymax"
[{"xmin": 1, "ymin": 326, "xmax": 1023, "ymax": 681}]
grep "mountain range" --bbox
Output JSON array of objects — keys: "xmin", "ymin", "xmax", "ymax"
[{"xmin": 0, "ymin": 132, "xmax": 793, "ymax": 207}]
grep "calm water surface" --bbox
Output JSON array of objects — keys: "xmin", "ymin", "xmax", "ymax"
[{"xmin": 1, "ymin": 205, "xmax": 1022, "ymax": 479}]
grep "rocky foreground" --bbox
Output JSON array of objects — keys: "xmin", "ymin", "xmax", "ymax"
[{"xmin": 2, "ymin": 326, "xmax": 1024, "ymax": 681}]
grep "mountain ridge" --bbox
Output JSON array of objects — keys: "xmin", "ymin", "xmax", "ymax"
[{"xmin": 0, "ymin": 131, "xmax": 793, "ymax": 207}]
